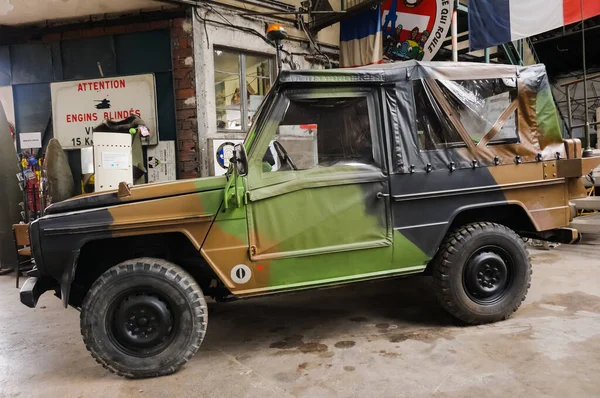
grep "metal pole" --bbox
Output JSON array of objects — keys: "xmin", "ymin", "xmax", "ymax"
[
  {"xmin": 566, "ymin": 85, "xmax": 573, "ymax": 138},
  {"xmin": 484, "ymin": 48, "xmax": 490, "ymax": 63},
  {"xmin": 519, "ymin": 39, "xmax": 524, "ymax": 66},
  {"xmin": 581, "ymin": 0, "xmax": 593, "ymax": 156},
  {"xmin": 276, "ymin": 42, "xmax": 283, "ymax": 74},
  {"xmin": 451, "ymin": 0, "xmax": 458, "ymax": 62}
]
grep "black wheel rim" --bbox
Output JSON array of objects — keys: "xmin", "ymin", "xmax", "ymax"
[
  {"xmin": 106, "ymin": 288, "xmax": 178, "ymax": 357},
  {"xmin": 463, "ymin": 245, "xmax": 514, "ymax": 305}
]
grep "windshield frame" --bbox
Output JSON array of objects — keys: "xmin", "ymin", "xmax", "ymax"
[{"xmin": 243, "ymin": 82, "xmax": 279, "ymax": 155}]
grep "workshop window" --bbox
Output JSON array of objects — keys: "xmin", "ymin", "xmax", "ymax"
[{"xmin": 214, "ymin": 49, "xmax": 274, "ymax": 132}]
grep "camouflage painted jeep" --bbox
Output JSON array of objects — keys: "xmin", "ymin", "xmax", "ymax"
[{"xmin": 21, "ymin": 61, "xmax": 600, "ymax": 378}]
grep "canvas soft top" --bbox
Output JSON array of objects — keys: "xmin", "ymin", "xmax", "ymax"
[
  {"xmin": 279, "ymin": 61, "xmax": 563, "ymax": 173},
  {"xmin": 279, "ymin": 61, "xmax": 535, "ymax": 84}
]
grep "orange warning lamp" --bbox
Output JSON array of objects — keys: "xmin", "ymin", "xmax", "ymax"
[
  {"xmin": 266, "ymin": 24, "xmax": 288, "ymax": 73},
  {"xmin": 266, "ymin": 24, "xmax": 289, "ymax": 42}
]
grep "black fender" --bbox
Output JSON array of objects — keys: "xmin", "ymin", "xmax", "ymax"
[{"xmin": 437, "ymin": 200, "xmax": 538, "ymax": 251}]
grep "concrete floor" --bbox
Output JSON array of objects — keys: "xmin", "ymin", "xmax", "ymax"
[{"xmin": 1, "ymin": 236, "xmax": 600, "ymax": 398}]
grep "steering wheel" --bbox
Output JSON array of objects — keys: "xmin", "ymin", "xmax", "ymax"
[{"xmin": 272, "ymin": 141, "xmax": 297, "ymax": 171}]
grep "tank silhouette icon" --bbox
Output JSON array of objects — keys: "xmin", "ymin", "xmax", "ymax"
[{"xmin": 94, "ymin": 99, "xmax": 111, "ymax": 109}]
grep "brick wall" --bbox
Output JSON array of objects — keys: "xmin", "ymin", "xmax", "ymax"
[
  {"xmin": 39, "ymin": 15, "xmax": 199, "ymax": 180},
  {"xmin": 170, "ymin": 18, "xmax": 199, "ymax": 179}
]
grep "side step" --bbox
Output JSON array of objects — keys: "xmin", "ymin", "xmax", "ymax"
[{"xmin": 570, "ymin": 213, "xmax": 600, "ymax": 234}]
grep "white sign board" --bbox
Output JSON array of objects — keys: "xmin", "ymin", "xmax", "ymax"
[
  {"xmin": 19, "ymin": 132, "xmax": 42, "ymax": 149},
  {"xmin": 93, "ymin": 132, "xmax": 132, "ymax": 192},
  {"xmin": 147, "ymin": 141, "xmax": 176, "ymax": 183},
  {"xmin": 51, "ymin": 74, "xmax": 158, "ymax": 150}
]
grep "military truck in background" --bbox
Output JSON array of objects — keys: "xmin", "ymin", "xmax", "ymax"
[{"xmin": 20, "ymin": 61, "xmax": 600, "ymax": 378}]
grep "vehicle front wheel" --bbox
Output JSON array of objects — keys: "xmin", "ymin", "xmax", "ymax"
[
  {"xmin": 432, "ymin": 222, "xmax": 531, "ymax": 325},
  {"xmin": 80, "ymin": 258, "xmax": 207, "ymax": 378}
]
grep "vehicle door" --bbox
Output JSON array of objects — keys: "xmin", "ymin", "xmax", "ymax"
[{"xmin": 244, "ymin": 87, "xmax": 393, "ymax": 293}]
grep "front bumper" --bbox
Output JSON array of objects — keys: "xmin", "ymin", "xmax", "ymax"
[
  {"xmin": 19, "ymin": 276, "xmax": 57, "ymax": 308},
  {"xmin": 20, "ymin": 277, "xmax": 43, "ymax": 308}
]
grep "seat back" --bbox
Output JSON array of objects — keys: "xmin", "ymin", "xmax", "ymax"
[{"xmin": 13, "ymin": 224, "xmax": 29, "ymax": 247}]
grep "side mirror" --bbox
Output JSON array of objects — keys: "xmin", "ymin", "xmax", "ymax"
[
  {"xmin": 224, "ymin": 144, "xmax": 248, "ymax": 210},
  {"xmin": 233, "ymin": 143, "xmax": 248, "ymax": 177}
]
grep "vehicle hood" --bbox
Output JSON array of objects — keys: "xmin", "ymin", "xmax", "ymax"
[{"xmin": 45, "ymin": 176, "xmax": 228, "ymax": 215}]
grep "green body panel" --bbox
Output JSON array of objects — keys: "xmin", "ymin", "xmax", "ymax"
[
  {"xmin": 192, "ymin": 176, "xmax": 228, "ymax": 192},
  {"xmin": 391, "ymin": 230, "xmax": 431, "ymax": 268},
  {"xmin": 214, "ymin": 202, "xmax": 249, "ymax": 244},
  {"xmin": 246, "ymin": 179, "xmax": 429, "ymax": 289},
  {"xmin": 266, "ymin": 230, "xmax": 429, "ymax": 289},
  {"xmin": 248, "ymin": 183, "xmax": 390, "ymax": 256},
  {"xmin": 536, "ymin": 84, "xmax": 563, "ymax": 144}
]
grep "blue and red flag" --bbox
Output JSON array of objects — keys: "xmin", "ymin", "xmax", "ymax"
[{"xmin": 469, "ymin": 0, "xmax": 600, "ymax": 51}]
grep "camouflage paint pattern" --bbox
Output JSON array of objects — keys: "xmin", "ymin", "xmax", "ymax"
[{"xmin": 28, "ymin": 61, "xmax": 600, "ymax": 307}]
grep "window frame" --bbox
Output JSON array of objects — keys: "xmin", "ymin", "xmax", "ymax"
[
  {"xmin": 246, "ymin": 86, "xmax": 386, "ymax": 192},
  {"xmin": 213, "ymin": 47, "xmax": 275, "ymax": 133}
]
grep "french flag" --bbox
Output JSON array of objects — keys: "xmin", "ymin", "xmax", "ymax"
[
  {"xmin": 340, "ymin": 5, "xmax": 383, "ymax": 68},
  {"xmin": 469, "ymin": 0, "xmax": 600, "ymax": 51}
]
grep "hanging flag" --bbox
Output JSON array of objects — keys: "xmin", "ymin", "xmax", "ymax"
[
  {"xmin": 340, "ymin": 5, "xmax": 383, "ymax": 68},
  {"xmin": 469, "ymin": 0, "xmax": 600, "ymax": 51}
]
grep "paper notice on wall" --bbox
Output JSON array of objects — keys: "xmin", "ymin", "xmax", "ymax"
[
  {"xmin": 19, "ymin": 132, "xmax": 42, "ymax": 149},
  {"xmin": 147, "ymin": 140, "xmax": 176, "ymax": 183},
  {"xmin": 101, "ymin": 152, "xmax": 130, "ymax": 170}
]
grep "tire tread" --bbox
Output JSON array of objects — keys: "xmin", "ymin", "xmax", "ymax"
[
  {"xmin": 80, "ymin": 257, "xmax": 207, "ymax": 378},
  {"xmin": 432, "ymin": 222, "xmax": 532, "ymax": 325}
]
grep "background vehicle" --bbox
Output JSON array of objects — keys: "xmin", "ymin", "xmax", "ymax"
[{"xmin": 21, "ymin": 61, "xmax": 600, "ymax": 378}]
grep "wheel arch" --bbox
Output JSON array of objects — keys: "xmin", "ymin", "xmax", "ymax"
[
  {"xmin": 67, "ymin": 232, "xmax": 229, "ymax": 308},
  {"xmin": 446, "ymin": 201, "xmax": 539, "ymax": 237},
  {"xmin": 424, "ymin": 201, "xmax": 537, "ymax": 274}
]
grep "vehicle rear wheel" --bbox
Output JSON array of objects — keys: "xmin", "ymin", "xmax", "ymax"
[
  {"xmin": 432, "ymin": 222, "xmax": 531, "ymax": 325},
  {"xmin": 80, "ymin": 258, "xmax": 207, "ymax": 378}
]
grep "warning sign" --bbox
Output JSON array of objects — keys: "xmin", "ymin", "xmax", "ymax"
[{"xmin": 51, "ymin": 74, "xmax": 158, "ymax": 149}]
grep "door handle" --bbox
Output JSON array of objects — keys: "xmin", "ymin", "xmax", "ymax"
[{"xmin": 376, "ymin": 192, "xmax": 390, "ymax": 199}]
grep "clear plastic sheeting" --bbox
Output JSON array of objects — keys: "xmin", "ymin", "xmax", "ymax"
[
  {"xmin": 437, "ymin": 78, "xmax": 518, "ymax": 145},
  {"xmin": 386, "ymin": 62, "xmax": 565, "ymax": 173},
  {"xmin": 414, "ymin": 79, "xmax": 463, "ymax": 151}
]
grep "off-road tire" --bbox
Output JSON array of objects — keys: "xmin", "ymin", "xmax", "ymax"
[
  {"xmin": 80, "ymin": 258, "xmax": 207, "ymax": 378},
  {"xmin": 432, "ymin": 222, "xmax": 531, "ymax": 324}
]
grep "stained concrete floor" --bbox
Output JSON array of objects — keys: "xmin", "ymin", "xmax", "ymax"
[{"xmin": 1, "ymin": 236, "xmax": 600, "ymax": 398}]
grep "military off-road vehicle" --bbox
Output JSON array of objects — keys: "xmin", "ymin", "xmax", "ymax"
[{"xmin": 21, "ymin": 61, "xmax": 600, "ymax": 378}]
